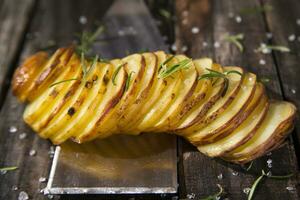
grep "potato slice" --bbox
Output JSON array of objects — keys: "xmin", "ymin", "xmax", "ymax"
[
  {"xmin": 197, "ymin": 86, "xmax": 269, "ymax": 157},
  {"xmin": 117, "ymin": 53, "xmax": 158, "ymax": 132},
  {"xmin": 134, "ymin": 55, "xmax": 183, "ymax": 132},
  {"xmin": 177, "ymin": 66, "xmax": 243, "ymax": 135},
  {"xmin": 12, "ymin": 51, "xmax": 49, "ymax": 102},
  {"xmin": 50, "ymin": 61, "xmax": 119, "ymax": 144},
  {"xmin": 122, "ymin": 51, "xmax": 169, "ymax": 133},
  {"xmin": 27, "ymin": 47, "xmax": 73, "ymax": 102},
  {"xmin": 23, "ymin": 52, "xmax": 79, "ymax": 127},
  {"xmin": 148, "ymin": 55, "xmax": 197, "ymax": 131},
  {"xmin": 223, "ymin": 101, "xmax": 296, "ymax": 164},
  {"xmin": 187, "ymin": 72, "xmax": 257, "ymax": 144}
]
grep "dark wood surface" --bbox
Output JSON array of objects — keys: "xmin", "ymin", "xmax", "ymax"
[{"xmin": 0, "ymin": 0, "xmax": 299, "ymax": 199}]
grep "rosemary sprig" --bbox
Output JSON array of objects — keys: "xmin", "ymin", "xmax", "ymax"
[
  {"xmin": 255, "ymin": 43, "xmax": 290, "ymax": 54},
  {"xmin": 224, "ymin": 34, "xmax": 244, "ymax": 52},
  {"xmin": 158, "ymin": 58, "xmax": 192, "ymax": 79},
  {"xmin": 158, "ymin": 55, "xmax": 175, "ymax": 73},
  {"xmin": 86, "ymin": 55, "xmax": 99, "ymax": 75},
  {"xmin": 49, "ymin": 78, "xmax": 79, "ymax": 88},
  {"xmin": 76, "ymin": 25, "xmax": 105, "ymax": 55},
  {"xmin": 159, "ymin": 9, "xmax": 172, "ymax": 20},
  {"xmin": 0, "ymin": 166, "xmax": 18, "ymax": 172},
  {"xmin": 125, "ymin": 71, "xmax": 135, "ymax": 91},
  {"xmin": 200, "ymin": 184, "xmax": 224, "ymax": 200},
  {"xmin": 240, "ymin": 4, "xmax": 273, "ymax": 15},
  {"xmin": 258, "ymin": 77, "xmax": 270, "ymax": 84},
  {"xmin": 248, "ymin": 170, "xmax": 293, "ymax": 200},
  {"xmin": 198, "ymin": 68, "xmax": 243, "ymax": 97},
  {"xmin": 112, "ymin": 64, "xmax": 125, "ymax": 85}
]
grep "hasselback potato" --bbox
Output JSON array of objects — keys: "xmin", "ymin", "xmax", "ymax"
[{"xmin": 12, "ymin": 46, "xmax": 296, "ymax": 164}]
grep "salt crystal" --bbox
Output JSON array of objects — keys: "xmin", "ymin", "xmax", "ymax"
[
  {"xmin": 259, "ymin": 59, "xmax": 266, "ymax": 65},
  {"xmin": 79, "ymin": 16, "xmax": 87, "ymax": 25},
  {"xmin": 296, "ymin": 19, "xmax": 300, "ymax": 26},
  {"xmin": 214, "ymin": 41, "xmax": 220, "ymax": 48},
  {"xmin": 182, "ymin": 10, "xmax": 189, "ymax": 17},
  {"xmin": 29, "ymin": 150, "xmax": 36, "ymax": 156},
  {"xmin": 191, "ymin": 27, "xmax": 200, "ymax": 34},
  {"xmin": 171, "ymin": 44, "xmax": 177, "ymax": 51},
  {"xmin": 228, "ymin": 12, "xmax": 234, "ymax": 18},
  {"xmin": 267, "ymin": 152, "xmax": 272, "ymax": 156},
  {"xmin": 19, "ymin": 133, "xmax": 27, "ymax": 140},
  {"xmin": 39, "ymin": 177, "xmax": 47, "ymax": 183},
  {"xmin": 291, "ymin": 88, "xmax": 296, "ymax": 94},
  {"xmin": 262, "ymin": 48, "xmax": 271, "ymax": 54},
  {"xmin": 288, "ymin": 34, "xmax": 296, "ymax": 42},
  {"xmin": 181, "ymin": 45, "xmax": 188, "ymax": 52},
  {"xmin": 266, "ymin": 32, "xmax": 273, "ymax": 39},
  {"xmin": 9, "ymin": 126, "xmax": 18, "ymax": 133},
  {"xmin": 267, "ymin": 163, "xmax": 272, "ymax": 168},
  {"xmin": 47, "ymin": 195, "xmax": 54, "ymax": 199},
  {"xmin": 12, "ymin": 185, "xmax": 18, "ymax": 191},
  {"xmin": 267, "ymin": 159, "xmax": 272, "ymax": 164},
  {"xmin": 267, "ymin": 171, "xmax": 272, "ymax": 176},
  {"xmin": 232, "ymin": 171, "xmax": 239, "ymax": 176},
  {"xmin": 18, "ymin": 191, "xmax": 29, "ymax": 200},
  {"xmin": 202, "ymin": 41, "xmax": 208, "ymax": 47},
  {"xmin": 0, "ymin": 170, "xmax": 7, "ymax": 175},
  {"xmin": 187, "ymin": 193, "xmax": 196, "ymax": 199},
  {"xmin": 217, "ymin": 173, "xmax": 223, "ymax": 180},
  {"xmin": 118, "ymin": 30, "xmax": 125, "ymax": 36},
  {"xmin": 235, "ymin": 16, "xmax": 242, "ymax": 23},
  {"xmin": 286, "ymin": 186, "xmax": 295, "ymax": 191},
  {"xmin": 243, "ymin": 187, "xmax": 251, "ymax": 194}
]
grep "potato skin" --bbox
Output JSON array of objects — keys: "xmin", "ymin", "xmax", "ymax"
[{"xmin": 12, "ymin": 47, "xmax": 297, "ymax": 164}]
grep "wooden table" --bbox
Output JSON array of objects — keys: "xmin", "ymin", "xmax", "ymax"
[{"xmin": 0, "ymin": 0, "xmax": 299, "ymax": 199}]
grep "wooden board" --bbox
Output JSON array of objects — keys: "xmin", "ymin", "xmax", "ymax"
[
  {"xmin": 0, "ymin": 0, "xmax": 175, "ymax": 199},
  {"xmin": 175, "ymin": 0, "xmax": 300, "ymax": 199}
]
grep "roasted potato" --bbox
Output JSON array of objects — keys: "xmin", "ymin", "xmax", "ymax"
[{"xmin": 12, "ymin": 47, "xmax": 297, "ymax": 163}]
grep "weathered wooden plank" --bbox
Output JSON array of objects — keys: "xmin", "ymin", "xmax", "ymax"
[
  {"xmin": 0, "ymin": 0, "xmax": 175, "ymax": 199},
  {"xmin": 175, "ymin": 0, "xmax": 299, "ymax": 199},
  {"xmin": 0, "ymin": 0, "xmax": 36, "ymax": 109},
  {"xmin": 263, "ymin": 0, "xmax": 300, "ymax": 164}
]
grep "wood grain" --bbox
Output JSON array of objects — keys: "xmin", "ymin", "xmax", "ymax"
[
  {"xmin": 175, "ymin": 0, "xmax": 299, "ymax": 199},
  {"xmin": 0, "ymin": 0, "xmax": 35, "ymax": 109}
]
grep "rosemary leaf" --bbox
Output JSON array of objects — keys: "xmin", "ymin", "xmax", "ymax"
[
  {"xmin": 224, "ymin": 70, "xmax": 243, "ymax": 76},
  {"xmin": 49, "ymin": 78, "xmax": 79, "ymax": 88},
  {"xmin": 158, "ymin": 55, "xmax": 175, "ymax": 73},
  {"xmin": 159, "ymin": 58, "xmax": 192, "ymax": 79},
  {"xmin": 267, "ymin": 173, "xmax": 294, "ymax": 180},
  {"xmin": 255, "ymin": 44, "xmax": 290, "ymax": 53},
  {"xmin": 248, "ymin": 172, "xmax": 265, "ymax": 200},
  {"xmin": 200, "ymin": 184, "xmax": 224, "ymax": 200},
  {"xmin": 258, "ymin": 77, "xmax": 270, "ymax": 84},
  {"xmin": 112, "ymin": 64, "xmax": 125, "ymax": 85},
  {"xmin": 125, "ymin": 71, "xmax": 135, "ymax": 91},
  {"xmin": 240, "ymin": 4, "xmax": 273, "ymax": 15},
  {"xmin": 159, "ymin": 9, "xmax": 171, "ymax": 20},
  {"xmin": 224, "ymin": 34, "xmax": 244, "ymax": 52},
  {"xmin": 246, "ymin": 161, "xmax": 254, "ymax": 171},
  {"xmin": 81, "ymin": 52, "xmax": 88, "ymax": 78},
  {"xmin": 0, "ymin": 166, "xmax": 18, "ymax": 172},
  {"xmin": 86, "ymin": 55, "xmax": 99, "ymax": 75}
]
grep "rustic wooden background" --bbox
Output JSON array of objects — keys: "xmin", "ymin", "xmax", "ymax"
[{"xmin": 0, "ymin": 0, "xmax": 299, "ymax": 199}]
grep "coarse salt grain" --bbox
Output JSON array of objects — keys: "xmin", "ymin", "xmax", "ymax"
[
  {"xmin": 235, "ymin": 16, "xmax": 242, "ymax": 23},
  {"xmin": 266, "ymin": 32, "xmax": 273, "ymax": 39},
  {"xmin": 217, "ymin": 173, "xmax": 223, "ymax": 180},
  {"xmin": 19, "ymin": 133, "xmax": 27, "ymax": 140},
  {"xmin": 18, "ymin": 191, "xmax": 29, "ymax": 200},
  {"xmin": 232, "ymin": 171, "xmax": 239, "ymax": 176},
  {"xmin": 29, "ymin": 150, "xmax": 36, "ymax": 156},
  {"xmin": 286, "ymin": 186, "xmax": 295, "ymax": 191},
  {"xmin": 288, "ymin": 34, "xmax": 296, "ymax": 42},
  {"xmin": 191, "ymin": 27, "xmax": 200, "ymax": 34},
  {"xmin": 12, "ymin": 185, "xmax": 18, "ymax": 191},
  {"xmin": 39, "ymin": 177, "xmax": 47, "ymax": 183},
  {"xmin": 171, "ymin": 44, "xmax": 177, "ymax": 51},
  {"xmin": 259, "ymin": 59, "xmax": 266, "ymax": 65},
  {"xmin": 243, "ymin": 187, "xmax": 251, "ymax": 194},
  {"xmin": 181, "ymin": 45, "xmax": 188, "ymax": 52},
  {"xmin": 291, "ymin": 88, "xmax": 296, "ymax": 94},
  {"xmin": 9, "ymin": 126, "xmax": 18, "ymax": 133},
  {"xmin": 187, "ymin": 193, "xmax": 196, "ymax": 199},
  {"xmin": 214, "ymin": 41, "xmax": 220, "ymax": 48},
  {"xmin": 202, "ymin": 41, "xmax": 208, "ymax": 47},
  {"xmin": 79, "ymin": 16, "xmax": 87, "ymax": 25}
]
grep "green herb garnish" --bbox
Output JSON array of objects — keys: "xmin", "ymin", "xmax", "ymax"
[
  {"xmin": 0, "ymin": 166, "xmax": 18, "ymax": 172},
  {"xmin": 246, "ymin": 161, "xmax": 254, "ymax": 171},
  {"xmin": 248, "ymin": 170, "xmax": 293, "ymax": 200},
  {"xmin": 255, "ymin": 44, "xmax": 290, "ymax": 53},
  {"xmin": 258, "ymin": 77, "xmax": 270, "ymax": 84},
  {"xmin": 224, "ymin": 34, "xmax": 244, "ymax": 52},
  {"xmin": 86, "ymin": 55, "xmax": 99, "ymax": 75},
  {"xmin": 125, "ymin": 71, "xmax": 135, "ymax": 91},
  {"xmin": 158, "ymin": 58, "xmax": 192, "ymax": 79},
  {"xmin": 200, "ymin": 184, "xmax": 224, "ymax": 200},
  {"xmin": 159, "ymin": 9, "xmax": 171, "ymax": 20},
  {"xmin": 49, "ymin": 78, "xmax": 79, "ymax": 88},
  {"xmin": 240, "ymin": 5, "xmax": 273, "ymax": 15},
  {"xmin": 198, "ymin": 68, "xmax": 243, "ymax": 97},
  {"xmin": 158, "ymin": 55, "xmax": 175, "ymax": 73},
  {"xmin": 112, "ymin": 64, "xmax": 125, "ymax": 85}
]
